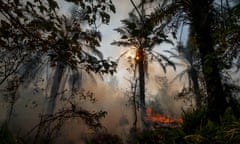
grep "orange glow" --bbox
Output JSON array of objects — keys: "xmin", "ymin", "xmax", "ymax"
[
  {"xmin": 135, "ymin": 56, "xmax": 140, "ymax": 61},
  {"xmin": 146, "ymin": 107, "xmax": 183, "ymax": 124},
  {"xmin": 135, "ymin": 49, "xmax": 145, "ymax": 62}
]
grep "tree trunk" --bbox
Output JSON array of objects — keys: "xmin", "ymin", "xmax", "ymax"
[
  {"xmin": 190, "ymin": 0, "xmax": 227, "ymax": 121},
  {"xmin": 188, "ymin": 42, "xmax": 202, "ymax": 107},
  {"xmin": 190, "ymin": 66, "xmax": 202, "ymax": 107},
  {"xmin": 184, "ymin": 39, "xmax": 202, "ymax": 107},
  {"xmin": 138, "ymin": 48, "xmax": 146, "ymax": 129},
  {"xmin": 47, "ymin": 62, "xmax": 65, "ymax": 114},
  {"xmin": 133, "ymin": 65, "xmax": 138, "ymax": 129}
]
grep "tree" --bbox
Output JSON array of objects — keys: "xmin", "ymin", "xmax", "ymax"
[
  {"xmin": 171, "ymin": 40, "xmax": 204, "ymax": 108},
  {"xmin": 45, "ymin": 6, "xmax": 116, "ymax": 114},
  {"xmin": 112, "ymin": 0, "xmax": 175, "ymax": 129}
]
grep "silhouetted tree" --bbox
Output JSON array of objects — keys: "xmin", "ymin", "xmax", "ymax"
[{"xmin": 112, "ymin": 0, "xmax": 175, "ymax": 129}]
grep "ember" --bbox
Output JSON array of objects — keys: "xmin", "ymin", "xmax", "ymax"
[{"xmin": 146, "ymin": 107, "xmax": 183, "ymax": 124}]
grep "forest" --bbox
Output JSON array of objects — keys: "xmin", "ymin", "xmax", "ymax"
[{"xmin": 0, "ymin": 0, "xmax": 240, "ymax": 143}]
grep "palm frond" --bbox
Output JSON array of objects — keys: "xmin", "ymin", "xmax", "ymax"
[
  {"xmin": 114, "ymin": 27, "xmax": 128, "ymax": 36},
  {"xmin": 164, "ymin": 49, "xmax": 180, "ymax": 58},
  {"xmin": 156, "ymin": 52, "xmax": 176, "ymax": 71},
  {"xmin": 148, "ymin": 51, "xmax": 176, "ymax": 73},
  {"xmin": 148, "ymin": 1, "xmax": 182, "ymax": 26},
  {"xmin": 171, "ymin": 68, "xmax": 189, "ymax": 83},
  {"xmin": 111, "ymin": 40, "xmax": 136, "ymax": 47}
]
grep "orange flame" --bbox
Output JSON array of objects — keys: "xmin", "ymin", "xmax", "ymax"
[{"xmin": 146, "ymin": 107, "xmax": 183, "ymax": 124}]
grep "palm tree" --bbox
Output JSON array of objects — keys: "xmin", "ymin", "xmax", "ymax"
[
  {"xmin": 45, "ymin": 14, "xmax": 101, "ymax": 114},
  {"xmin": 171, "ymin": 40, "xmax": 204, "ymax": 108},
  {"xmin": 112, "ymin": 0, "xmax": 175, "ymax": 129}
]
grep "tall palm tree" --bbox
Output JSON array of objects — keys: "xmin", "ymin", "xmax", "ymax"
[
  {"xmin": 112, "ymin": 0, "xmax": 175, "ymax": 129},
  {"xmin": 171, "ymin": 40, "xmax": 204, "ymax": 108},
  {"xmin": 45, "ymin": 4, "xmax": 118, "ymax": 114}
]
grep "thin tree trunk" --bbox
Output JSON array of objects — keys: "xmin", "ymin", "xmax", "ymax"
[
  {"xmin": 138, "ymin": 48, "xmax": 146, "ymax": 129},
  {"xmin": 6, "ymin": 90, "xmax": 17, "ymax": 124},
  {"xmin": 187, "ymin": 42, "xmax": 202, "ymax": 107},
  {"xmin": 5, "ymin": 78, "xmax": 20, "ymax": 127},
  {"xmin": 191, "ymin": 0, "xmax": 227, "ymax": 121},
  {"xmin": 190, "ymin": 67, "xmax": 202, "ymax": 107},
  {"xmin": 132, "ymin": 65, "xmax": 138, "ymax": 128},
  {"xmin": 133, "ymin": 87, "xmax": 138, "ymax": 128},
  {"xmin": 47, "ymin": 61, "xmax": 65, "ymax": 114},
  {"xmin": 184, "ymin": 39, "xmax": 202, "ymax": 107}
]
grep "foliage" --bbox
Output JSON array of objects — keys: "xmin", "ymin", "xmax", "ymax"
[
  {"xmin": 112, "ymin": 11, "xmax": 176, "ymax": 72},
  {"xmin": 181, "ymin": 108, "xmax": 208, "ymax": 134},
  {"xmin": 211, "ymin": 0, "xmax": 240, "ymax": 72},
  {"xmin": 182, "ymin": 107, "xmax": 240, "ymax": 144},
  {"xmin": 0, "ymin": 0, "xmax": 116, "ymax": 86}
]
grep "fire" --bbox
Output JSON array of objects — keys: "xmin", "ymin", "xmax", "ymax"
[
  {"xmin": 135, "ymin": 49, "xmax": 145, "ymax": 62},
  {"xmin": 121, "ymin": 48, "xmax": 146, "ymax": 64},
  {"xmin": 146, "ymin": 107, "xmax": 183, "ymax": 124}
]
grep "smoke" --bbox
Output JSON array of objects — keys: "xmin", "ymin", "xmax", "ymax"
[
  {"xmin": 0, "ymin": 69, "xmax": 133, "ymax": 143},
  {"xmin": 47, "ymin": 73, "xmax": 135, "ymax": 143},
  {"xmin": 0, "ymin": 45, "xmax": 192, "ymax": 144},
  {"xmin": 145, "ymin": 62, "xmax": 189, "ymax": 118},
  {"xmin": 0, "ymin": 58, "xmax": 191, "ymax": 144}
]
